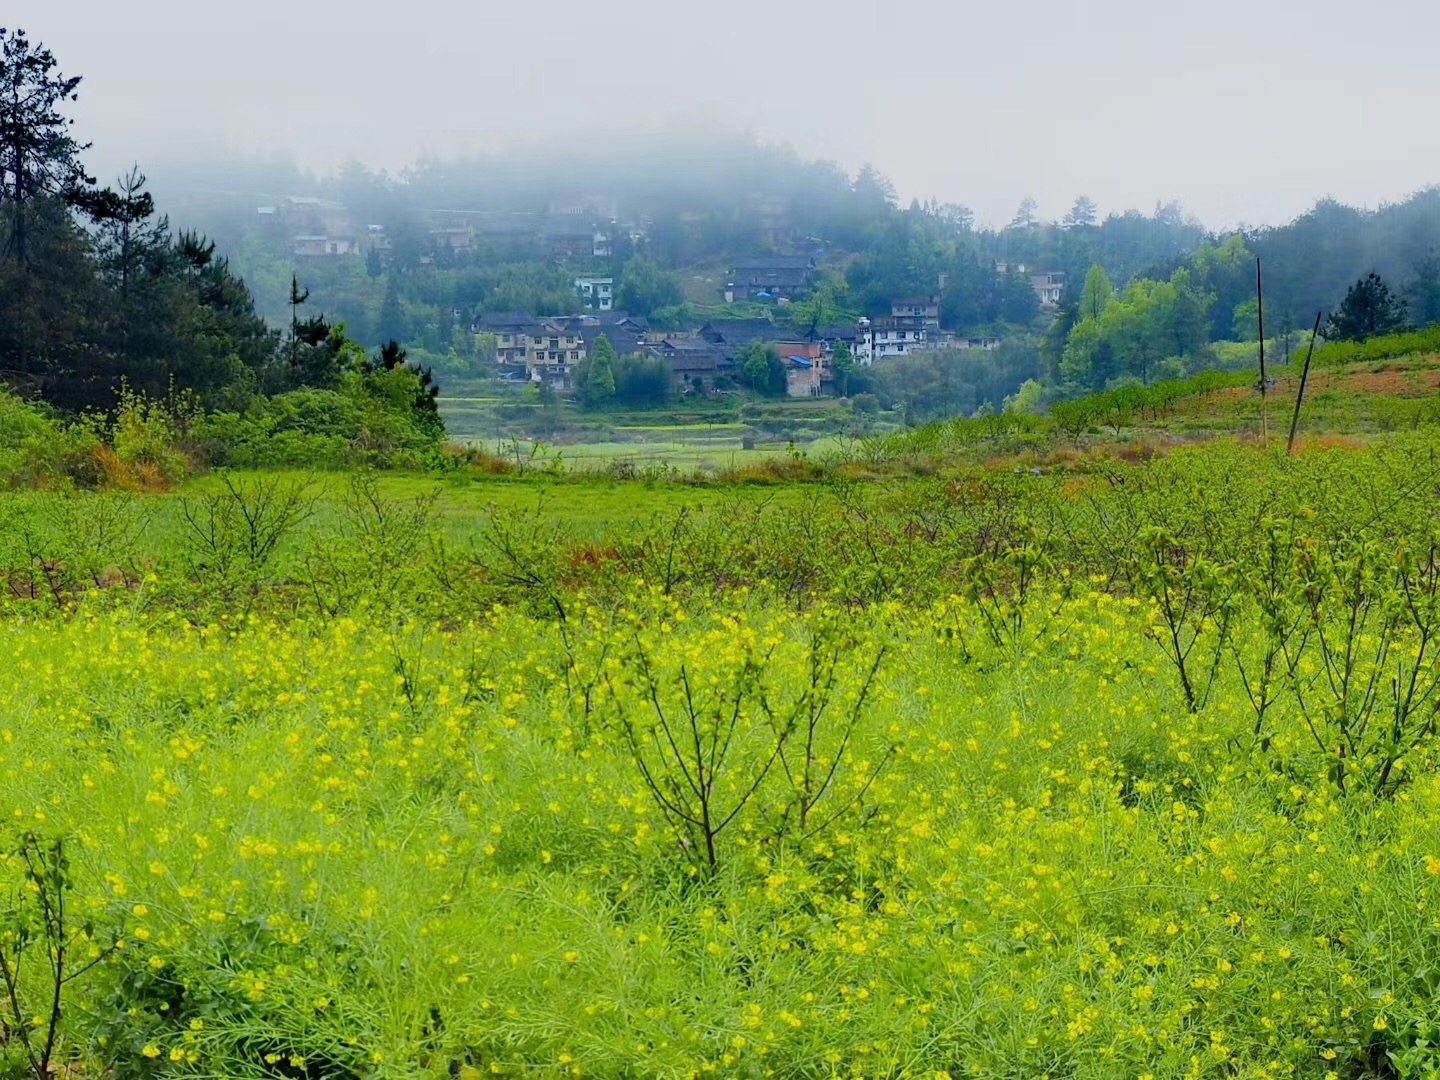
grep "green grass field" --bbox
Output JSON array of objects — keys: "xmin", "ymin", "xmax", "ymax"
[{"xmin": 5, "ymin": 355, "xmax": 1440, "ymax": 1077}]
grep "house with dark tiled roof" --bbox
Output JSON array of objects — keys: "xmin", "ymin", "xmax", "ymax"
[
  {"xmin": 560, "ymin": 315, "xmax": 649, "ymax": 361},
  {"xmin": 724, "ymin": 256, "xmax": 817, "ymax": 302},
  {"xmin": 656, "ymin": 338, "xmax": 733, "ymax": 390},
  {"xmin": 699, "ymin": 319, "xmax": 779, "ymax": 349},
  {"xmin": 814, "ymin": 323, "xmax": 861, "ymax": 355},
  {"xmin": 474, "ymin": 313, "xmax": 541, "ymax": 367}
]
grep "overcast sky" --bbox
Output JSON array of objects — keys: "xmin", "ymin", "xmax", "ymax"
[{"xmin": 12, "ymin": 0, "xmax": 1440, "ymax": 229}]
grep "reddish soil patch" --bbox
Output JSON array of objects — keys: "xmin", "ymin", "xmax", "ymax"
[{"xmin": 1341, "ymin": 370, "xmax": 1418, "ymax": 395}]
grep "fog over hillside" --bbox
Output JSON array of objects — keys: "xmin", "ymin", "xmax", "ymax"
[{"xmin": 11, "ymin": 0, "xmax": 1440, "ymax": 228}]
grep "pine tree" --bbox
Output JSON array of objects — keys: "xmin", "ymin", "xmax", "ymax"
[
  {"xmin": 91, "ymin": 165, "xmax": 164, "ymax": 299},
  {"xmin": 0, "ymin": 28, "xmax": 94, "ymax": 264},
  {"xmin": 1063, "ymin": 195, "xmax": 1098, "ymax": 229},
  {"xmin": 288, "ymin": 272, "xmax": 310, "ymax": 371},
  {"xmin": 1327, "ymin": 273, "xmax": 1408, "ymax": 342}
]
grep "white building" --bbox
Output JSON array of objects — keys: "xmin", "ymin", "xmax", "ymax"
[
  {"xmin": 854, "ymin": 316, "xmax": 933, "ymax": 365},
  {"xmin": 1030, "ymin": 271, "xmax": 1066, "ymax": 308},
  {"xmin": 574, "ymin": 276, "xmax": 615, "ymax": 312}
]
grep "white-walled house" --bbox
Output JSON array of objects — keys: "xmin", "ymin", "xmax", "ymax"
[
  {"xmin": 574, "ymin": 276, "xmax": 615, "ymax": 312},
  {"xmin": 854, "ymin": 316, "xmax": 933, "ymax": 365}
]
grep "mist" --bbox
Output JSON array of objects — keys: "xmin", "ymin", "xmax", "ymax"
[{"xmin": 12, "ymin": 0, "xmax": 1440, "ymax": 229}]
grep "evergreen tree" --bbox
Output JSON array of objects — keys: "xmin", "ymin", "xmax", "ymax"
[
  {"xmin": 1063, "ymin": 195, "xmax": 1099, "ymax": 229},
  {"xmin": 613, "ymin": 354, "xmax": 672, "ymax": 406},
  {"xmin": 1405, "ymin": 256, "xmax": 1440, "ymax": 327},
  {"xmin": 90, "ymin": 165, "xmax": 163, "ymax": 299},
  {"xmin": 1327, "ymin": 273, "xmax": 1408, "ymax": 342},
  {"xmin": 0, "ymin": 27, "xmax": 93, "ymax": 264},
  {"xmin": 288, "ymin": 313, "xmax": 345, "ymax": 389},
  {"xmin": 288, "ymin": 273, "xmax": 311, "ymax": 372},
  {"xmin": 1008, "ymin": 196, "xmax": 1039, "ymax": 230},
  {"xmin": 581, "ymin": 333, "xmax": 617, "ymax": 407},
  {"xmin": 1001, "ymin": 270, "xmax": 1040, "ymax": 324},
  {"xmin": 377, "ymin": 276, "xmax": 407, "ymax": 344},
  {"xmin": 172, "ymin": 231, "xmax": 277, "ymax": 396}
]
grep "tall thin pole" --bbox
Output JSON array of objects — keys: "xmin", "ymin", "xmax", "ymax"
[
  {"xmin": 1286, "ymin": 311, "xmax": 1324, "ymax": 455},
  {"xmin": 1257, "ymin": 257, "xmax": 1268, "ymax": 443}
]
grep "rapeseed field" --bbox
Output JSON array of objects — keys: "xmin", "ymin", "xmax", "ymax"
[{"xmin": 3, "ymin": 444, "xmax": 1440, "ymax": 1078}]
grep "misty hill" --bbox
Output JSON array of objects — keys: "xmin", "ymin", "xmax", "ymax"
[{"xmin": 150, "ymin": 135, "xmax": 1440, "ymax": 345}]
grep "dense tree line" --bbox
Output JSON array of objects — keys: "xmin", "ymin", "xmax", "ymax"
[{"xmin": 0, "ymin": 25, "xmax": 441, "ymax": 455}]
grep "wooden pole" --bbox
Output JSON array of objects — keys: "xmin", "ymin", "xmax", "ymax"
[
  {"xmin": 1256, "ymin": 257, "xmax": 1268, "ymax": 443},
  {"xmin": 1286, "ymin": 311, "xmax": 1324, "ymax": 455}
]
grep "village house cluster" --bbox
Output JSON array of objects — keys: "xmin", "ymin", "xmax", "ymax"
[
  {"xmin": 483, "ymin": 259, "xmax": 1066, "ymax": 397},
  {"xmin": 472, "ymin": 310, "xmax": 837, "ymax": 397},
  {"xmin": 261, "ymin": 192, "xmax": 1067, "ymax": 398}
]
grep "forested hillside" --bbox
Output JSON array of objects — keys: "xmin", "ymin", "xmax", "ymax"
[{"xmin": 158, "ymin": 138, "xmax": 1440, "ymax": 414}]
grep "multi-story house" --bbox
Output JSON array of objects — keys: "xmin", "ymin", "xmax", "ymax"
[
  {"xmin": 574, "ymin": 276, "xmax": 615, "ymax": 312},
  {"xmin": 474, "ymin": 313, "xmax": 541, "ymax": 369},
  {"xmin": 854, "ymin": 316, "xmax": 932, "ymax": 365},
  {"xmin": 1029, "ymin": 271, "xmax": 1066, "ymax": 308},
  {"xmin": 890, "ymin": 296, "xmax": 941, "ymax": 329},
  {"xmin": 851, "ymin": 295, "xmax": 947, "ymax": 364},
  {"xmin": 526, "ymin": 320, "xmax": 587, "ymax": 389},
  {"xmin": 568, "ymin": 313, "xmax": 649, "ymax": 358},
  {"xmin": 784, "ymin": 352, "xmax": 829, "ymax": 398}
]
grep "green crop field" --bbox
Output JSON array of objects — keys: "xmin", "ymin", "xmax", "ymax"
[{"xmin": 7, "ymin": 358, "xmax": 1440, "ymax": 1078}]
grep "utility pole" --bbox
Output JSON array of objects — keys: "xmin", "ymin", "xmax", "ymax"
[{"xmin": 1256, "ymin": 258, "xmax": 1268, "ymax": 443}]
